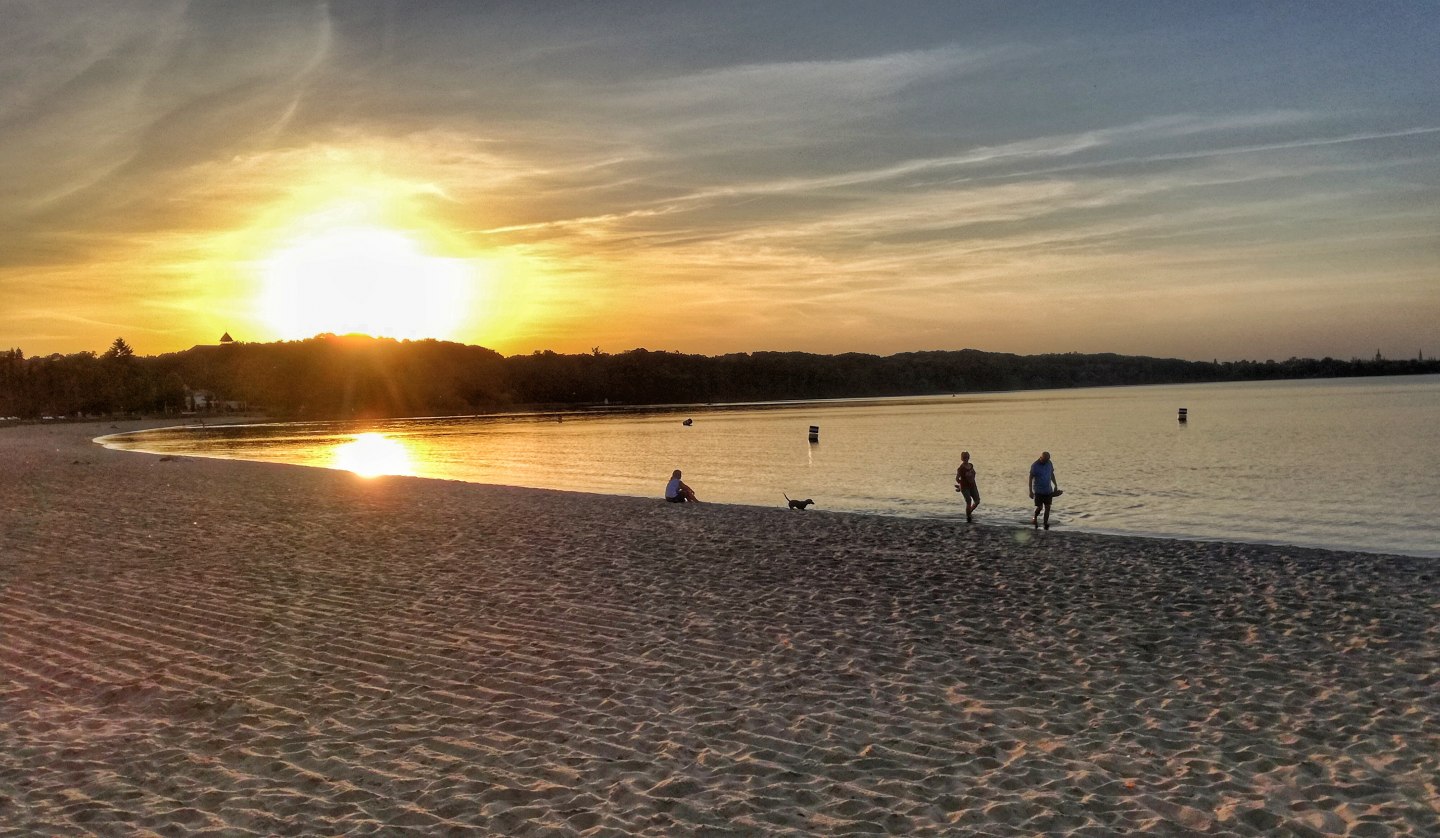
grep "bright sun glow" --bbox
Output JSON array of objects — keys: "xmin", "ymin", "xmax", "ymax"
[
  {"xmin": 260, "ymin": 225, "xmax": 474, "ymax": 340},
  {"xmin": 332, "ymin": 433, "xmax": 415, "ymax": 478}
]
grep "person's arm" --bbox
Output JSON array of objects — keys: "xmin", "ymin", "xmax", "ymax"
[{"xmin": 1028, "ymin": 466, "xmax": 1035, "ymax": 497}]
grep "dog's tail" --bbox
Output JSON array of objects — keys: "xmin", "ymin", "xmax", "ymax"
[{"xmin": 784, "ymin": 493, "xmax": 791, "ymax": 502}]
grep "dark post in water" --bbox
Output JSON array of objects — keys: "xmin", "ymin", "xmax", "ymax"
[
  {"xmin": 1178, "ymin": 407, "xmax": 1188, "ymax": 423},
  {"xmin": 808, "ymin": 425, "xmax": 820, "ymax": 443}
]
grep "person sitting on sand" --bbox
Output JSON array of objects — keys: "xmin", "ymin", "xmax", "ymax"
[
  {"xmin": 1028, "ymin": 451, "xmax": 1060, "ymax": 529},
  {"xmin": 665, "ymin": 469, "xmax": 699, "ymax": 503},
  {"xmin": 955, "ymin": 451, "xmax": 980, "ymax": 522}
]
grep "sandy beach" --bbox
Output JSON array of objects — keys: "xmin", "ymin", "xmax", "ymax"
[{"xmin": 2, "ymin": 421, "xmax": 1437, "ymax": 836}]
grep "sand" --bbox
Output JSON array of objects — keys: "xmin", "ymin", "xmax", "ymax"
[{"xmin": 2, "ymin": 421, "xmax": 1437, "ymax": 836}]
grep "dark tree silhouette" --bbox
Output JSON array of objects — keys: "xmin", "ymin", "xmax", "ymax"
[
  {"xmin": 102, "ymin": 337, "xmax": 135, "ymax": 360},
  {"xmin": 1, "ymin": 334, "xmax": 1436, "ymax": 421}
]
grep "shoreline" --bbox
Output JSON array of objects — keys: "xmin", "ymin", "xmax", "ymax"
[
  {"xmin": 3, "ymin": 421, "xmax": 1438, "ymax": 835},
  {"xmin": 64, "ymin": 368, "xmax": 1440, "ymax": 422},
  {"xmin": 95, "ymin": 418, "xmax": 1439, "ymax": 561},
  {"xmin": 10, "ymin": 370, "xmax": 1437, "ymax": 431}
]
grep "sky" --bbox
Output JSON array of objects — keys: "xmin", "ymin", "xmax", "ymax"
[{"xmin": 1, "ymin": 1, "xmax": 1437, "ymax": 362}]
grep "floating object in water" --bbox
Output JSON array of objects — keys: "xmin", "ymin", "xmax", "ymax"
[
  {"xmin": 808, "ymin": 425, "xmax": 819, "ymax": 443},
  {"xmin": 682, "ymin": 418, "xmax": 693, "ymax": 426},
  {"xmin": 1178, "ymin": 407, "xmax": 1188, "ymax": 423}
]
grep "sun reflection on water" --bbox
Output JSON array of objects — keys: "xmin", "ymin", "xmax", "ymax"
[{"xmin": 332, "ymin": 432, "xmax": 415, "ymax": 478}]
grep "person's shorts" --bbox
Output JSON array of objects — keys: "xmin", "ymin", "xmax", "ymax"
[
  {"xmin": 960, "ymin": 485, "xmax": 979, "ymax": 503},
  {"xmin": 666, "ymin": 494, "xmax": 688, "ymax": 503},
  {"xmin": 1033, "ymin": 492, "xmax": 1054, "ymax": 507}
]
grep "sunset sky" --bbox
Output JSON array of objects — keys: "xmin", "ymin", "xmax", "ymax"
[{"xmin": 2, "ymin": 1, "xmax": 1436, "ymax": 362}]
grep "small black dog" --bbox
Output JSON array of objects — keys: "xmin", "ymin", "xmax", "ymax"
[{"xmin": 784, "ymin": 494, "xmax": 815, "ymax": 510}]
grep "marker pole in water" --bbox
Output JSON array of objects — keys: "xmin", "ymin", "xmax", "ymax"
[
  {"xmin": 1178, "ymin": 407, "xmax": 1188, "ymax": 423},
  {"xmin": 808, "ymin": 425, "xmax": 819, "ymax": 443}
]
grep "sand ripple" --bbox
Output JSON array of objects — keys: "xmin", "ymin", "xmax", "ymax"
[{"xmin": 1, "ymin": 423, "xmax": 1437, "ymax": 835}]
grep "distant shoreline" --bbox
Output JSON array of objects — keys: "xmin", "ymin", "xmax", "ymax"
[
  {"xmin": 8, "ymin": 332, "xmax": 1438, "ymax": 425},
  {"xmin": 34, "ymin": 369, "xmax": 1438, "ymax": 429}
]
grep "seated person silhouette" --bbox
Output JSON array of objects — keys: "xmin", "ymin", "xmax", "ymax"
[{"xmin": 665, "ymin": 469, "xmax": 698, "ymax": 503}]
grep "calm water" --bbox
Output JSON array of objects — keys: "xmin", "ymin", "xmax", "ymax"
[{"xmin": 101, "ymin": 376, "xmax": 1440, "ymax": 557}]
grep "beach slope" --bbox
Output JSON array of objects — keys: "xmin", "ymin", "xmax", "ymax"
[{"xmin": 2, "ymin": 422, "xmax": 1437, "ymax": 835}]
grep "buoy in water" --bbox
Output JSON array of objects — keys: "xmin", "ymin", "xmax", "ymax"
[
  {"xmin": 1178, "ymin": 407, "xmax": 1188, "ymax": 423},
  {"xmin": 808, "ymin": 424, "xmax": 819, "ymax": 443}
]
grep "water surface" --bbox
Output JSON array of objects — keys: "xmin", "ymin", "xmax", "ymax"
[{"xmin": 101, "ymin": 375, "xmax": 1440, "ymax": 557}]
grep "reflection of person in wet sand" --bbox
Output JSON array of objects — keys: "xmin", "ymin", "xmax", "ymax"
[
  {"xmin": 665, "ymin": 469, "xmax": 699, "ymax": 503},
  {"xmin": 955, "ymin": 451, "xmax": 980, "ymax": 522},
  {"xmin": 1028, "ymin": 451, "xmax": 1060, "ymax": 529}
]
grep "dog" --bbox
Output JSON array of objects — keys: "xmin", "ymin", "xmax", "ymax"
[{"xmin": 784, "ymin": 494, "xmax": 815, "ymax": 510}]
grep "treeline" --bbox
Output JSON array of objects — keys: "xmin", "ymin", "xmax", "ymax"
[{"xmin": 2, "ymin": 334, "xmax": 1437, "ymax": 420}]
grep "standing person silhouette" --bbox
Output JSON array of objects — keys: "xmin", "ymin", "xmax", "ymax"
[
  {"xmin": 955, "ymin": 451, "xmax": 980, "ymax": 522},
  {"xmin": 1028, "ymin": 451, "xmax": 1060, "ymax": 529}
]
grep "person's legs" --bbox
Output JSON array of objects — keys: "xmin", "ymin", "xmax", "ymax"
[
  {"xmin": 1032, "ymin": 496, "xmax": 1042, "ymax": 526},
  {"xmin": 1041, "ymin": 497, "xmax": 1052, "ymax": 529}
]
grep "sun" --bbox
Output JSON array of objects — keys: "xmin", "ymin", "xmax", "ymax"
[
  {"xmin": 259, "ymin": 225, "xmax": 474, "ymax": 341},
  {"xmin": 332, "ymin": 432, "xmax": 415, "ymax": 478}
]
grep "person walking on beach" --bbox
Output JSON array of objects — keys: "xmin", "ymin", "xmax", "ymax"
[
  {"xmin": 665, "ymin": 469, "xmax": 699, "ymax": 503},
  {"xmin": 955, "ymin": 451, "xmax": 980, "ymax": 522},
  {"xmin": 1028, "ymin": 451, "xmax": 1060, "ymax": 529}
]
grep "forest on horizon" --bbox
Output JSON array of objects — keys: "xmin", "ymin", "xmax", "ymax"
[{"xmin": 2, "ymin": 334, "xmax": 1437, "ymax": 421}]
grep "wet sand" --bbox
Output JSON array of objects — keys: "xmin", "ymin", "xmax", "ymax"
[{"xmin": 2, "ymin": 421, "xmax": 1437, "ymax": 836}]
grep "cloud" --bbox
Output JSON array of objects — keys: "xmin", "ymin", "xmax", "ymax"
[
  {"xmin": 931, "ymin": 125, "xmax": 1440, "ymax": 187},
  {"xmin": 0, "ymin": 2, "xmax": 333, "ymax": 224},
  {"xmin": 610, "ymin": 45, "xmax": 994, "ymax": 123},
  {"xmin": 450, "ymin": 110, "xmax": 1343, "ymax": 250},
  {"xmin": 2, "ymin": 4, "xmax": 1436, "ymax": 359}
]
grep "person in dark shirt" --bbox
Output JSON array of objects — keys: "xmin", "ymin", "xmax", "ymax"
[{"xmin": 955, "ymin": 451, "xmax": 980, "ymax": 522}]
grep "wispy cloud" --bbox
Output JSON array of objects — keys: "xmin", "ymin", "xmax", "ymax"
[
  {"xmin": 611, "ymin": 45, "xmax": 998, "ymax": 122},
  {"xmin": 1, "ymin": 3, "xmax": 1436, "ymax": 360},
  {"xmin": 929, "ymin": 125, "xmax": 1440, "ymax": 187}
]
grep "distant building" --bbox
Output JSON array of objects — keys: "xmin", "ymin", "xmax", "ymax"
[
  {"xmin": 186, "ymin": 389, "xmax": 247, "ymax": 413},
  {"xmin": 220, "ymin": 332, "xmax": 235, "ymax": 345}
]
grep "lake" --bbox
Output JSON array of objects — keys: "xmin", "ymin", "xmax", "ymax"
[{"xmin": 100, "ymin": 375, "xmax": 1440, "ymax": 557}]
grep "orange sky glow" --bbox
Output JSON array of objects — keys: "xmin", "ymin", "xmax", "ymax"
[{"xmin": 2, "ymin": 2, "xmax": 1436, "ymax": 362}]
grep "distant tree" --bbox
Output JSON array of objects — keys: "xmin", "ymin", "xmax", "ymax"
[
  {"xmin": 0, "ymin": 348, "xmax": 25, "ymax": 416},
  {"xmin": 5, "ymin": 335, "xmax": 1438, "ymax": 422},
  {"xmin": 103, "ymin": 337, "xmax": 135, "ymax": 360}
]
